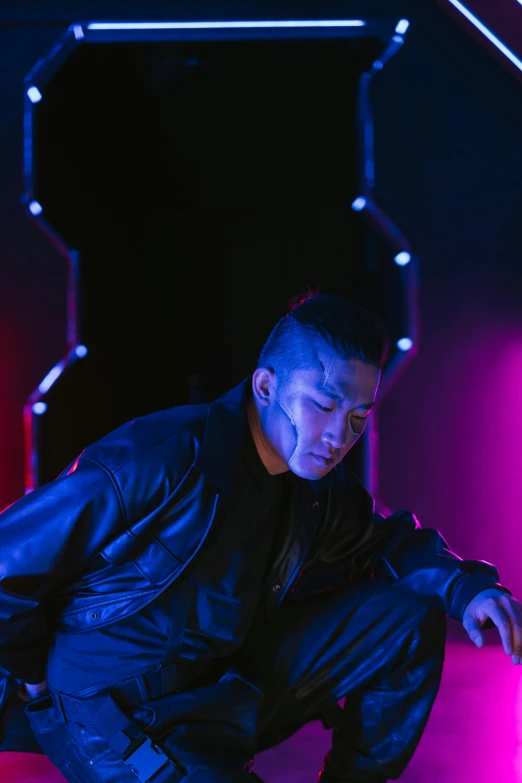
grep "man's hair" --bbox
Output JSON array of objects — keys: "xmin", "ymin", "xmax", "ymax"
[{"xmin": 257, "ymin": 289, "xmax": 389, "ymax": 377}]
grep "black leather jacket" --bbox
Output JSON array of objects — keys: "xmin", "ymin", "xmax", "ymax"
[{"xmin": 0, "ymin": 377, "xmax": 509, "ymax": 687}]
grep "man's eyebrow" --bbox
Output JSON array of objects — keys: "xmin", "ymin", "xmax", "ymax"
[{"xmin": 313, "ymin": 384, "xmax": 345, "ymax": 402}]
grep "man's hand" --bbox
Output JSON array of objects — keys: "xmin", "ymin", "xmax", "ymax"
[
  {"xmin": 17, "ymin": 680, "xmax": 47, "ymax": 702},
  {"xmin": 462, "ymin": 588, "xmax": 522, "ymax": 664}
]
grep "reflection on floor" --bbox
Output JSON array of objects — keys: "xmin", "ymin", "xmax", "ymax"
[{"xmin": 1, "ymin": 637, "xmax": 521, "ymax": 782}]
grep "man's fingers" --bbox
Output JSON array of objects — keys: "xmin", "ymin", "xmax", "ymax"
[
  {"xmin": 463, "ymin": 596, "xmax": 522, "ymax": 662},
  {"xmin": 18, "ymin": 680, "xmax": 47, "ymax": 702},
  {"xmin": 502, "ymin": 601, "xmax": 522, "ymax": 664},
  {"xmin": 463, "ymin": 617, "xmax": 484, "ymax": 648},
  {"xmin": 17, "ymin": 685, "xmax": 31, "ymax": 703},
  {"xmin": 487, "ymin": 603, "xmax": 513, "ymax": 656}
]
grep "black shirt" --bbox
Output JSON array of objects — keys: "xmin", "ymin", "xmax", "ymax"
[{"xmin": 176, "ymin": 418, "xmax": 283, "ymax": 661}]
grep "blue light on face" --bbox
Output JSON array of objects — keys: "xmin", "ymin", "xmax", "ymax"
[
  {"xmin": 27, "ymin": 86, "xmax": 42, "ymax": 103},
  {"xmin": 395, "ymin": 19, "xmax": 410, "ymax": 34},
  {"xmin": 29, "ymin": 200, "xmax": 43, "ymax": 216},
  {"xmin": 447, "ymin": 0, "xmax": 522, "ymax": 73},
  {"xmin": 87, "ymin": 19, "xmax": 367, "ymax": 31},
  {"xmin": 395, "ymin": 251, "xmax": 411, "ymax": 266},
  {"xmin": 351, "ymin": 197, "xmax": 367, "ymax": 212},
  {"xmin": 397, "ymin": 337, "xmax": 413, "ymax": 352},
  {"xmin": 75, "ymin": 344, "xmax": 88, "ymax": 358},
  {"xmin": 33, "ymin": 402, "xmax": 48, "ymax": 415}
]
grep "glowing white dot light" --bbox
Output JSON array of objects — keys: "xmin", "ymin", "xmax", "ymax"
[
  {"xmin": 73, "ymin": 25, "xmax": 85, "ymax": 40},
  {"xmin": 395, "ymin": 19, "xmax": 410, "ymax": 34},
  {"xmin": 351, "ymin": 197, "xmax": 367, "ymax": 212},
  {"xmin": 38, "ymin": 363, "xmax": 64, "ymax": 394},
  {"xmin": 32, "ymin": 402, "xmax": 48, "ymax": 415},
  {"xmin": 395, "ymin": 251, "xmax": 411, "ymax": 266},
  {"xmin": 29, "ymin": 201, "xmax": 43, "ymax": 216},
  {"xmin": 87, "ymin": 19, "xmax": 367, "ymax": 31},
  {"xmin": 397, "ymin": 337, "xmax": 413, "ymax": 352},
  {"xmin": 27, "ymin": 86, "xmax": 42, "ymax": 103},
  {"xmin": 75, "ymin": 344, "xmax": 88, "ymax": 358},
  {"xmin": 447, "ymin": 0, "xmax": 522, "ymax": 73}
]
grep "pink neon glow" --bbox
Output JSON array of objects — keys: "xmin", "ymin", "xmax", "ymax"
[{"xmin": 379, "ymin": 315, "xmax": 522, "ymax": 604}]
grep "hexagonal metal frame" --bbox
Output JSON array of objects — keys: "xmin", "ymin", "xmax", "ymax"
[{"xmin": 21, "ymin": 16, "xmax": 419, "ymax": 502}]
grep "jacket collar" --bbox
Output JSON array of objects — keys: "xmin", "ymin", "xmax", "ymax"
[
  {"xmin": 194, "ymin": 377, "xmax": 250, "ymax": 494},
  {"xmin": 194, "ymin": 375, "xmax": 335, "ymax": 495}
]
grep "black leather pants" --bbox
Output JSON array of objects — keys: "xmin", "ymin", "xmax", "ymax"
[
  {"xmin": 241, "ymin": 575, "xmax": 447, "ymax": 781},
  {"xmin": 26, "ymin": 577, "xmax": 446, "ymax": 782}
]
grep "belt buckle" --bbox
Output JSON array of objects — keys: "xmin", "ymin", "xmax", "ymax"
[{"xmin": 124, "ymin": 737, "xmax": 170, "ymax": 782}]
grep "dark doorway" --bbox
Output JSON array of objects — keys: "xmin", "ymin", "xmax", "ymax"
[{"xmin": 33, "ymin": 35, "xmax": 401, "ymax": 484}]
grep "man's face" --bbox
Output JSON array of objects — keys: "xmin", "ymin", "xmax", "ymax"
[{"xmin": 264, "ymin": 344, "xmax": 381, "ymax": 480}]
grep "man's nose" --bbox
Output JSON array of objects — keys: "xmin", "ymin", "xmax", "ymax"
[{"xmin": 321, "ymin": 428, "xmax": 347, "ymax": 450}]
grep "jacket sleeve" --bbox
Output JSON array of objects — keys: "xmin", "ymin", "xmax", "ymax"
[
  {"xmin": 363, "ymin": 509, "xmax": 512, "ymax": 623},
  {"xmin": 0, "ymin": 456, "xmax": 125, "ymax": 682}
]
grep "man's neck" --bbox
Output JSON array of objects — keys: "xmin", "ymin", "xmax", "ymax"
[{"xmin": 247, "ymin": 397, "xmax": 289, "ymax": 476}]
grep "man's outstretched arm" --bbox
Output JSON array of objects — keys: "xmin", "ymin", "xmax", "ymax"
[
  {"xmin": 365, "ymin": 511, "xmax": 511, "ymax": 617},
  {"xmin": 359, "ymin": 508, "xmax": 522, "ymax": 664}
]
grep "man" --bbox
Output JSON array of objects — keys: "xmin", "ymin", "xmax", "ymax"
[{"xmin": 0, "ymin": 291, "xmax": 520, "ymax": 783}]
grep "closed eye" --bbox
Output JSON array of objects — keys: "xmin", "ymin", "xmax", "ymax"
[{"xmin": 313, "ymin": 401, "xmax": 334, "ymax": 413}]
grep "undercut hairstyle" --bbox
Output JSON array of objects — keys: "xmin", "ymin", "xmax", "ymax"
[{"xmin": 257, "ymin": 290, "xmax": 389, "ymax": 380}]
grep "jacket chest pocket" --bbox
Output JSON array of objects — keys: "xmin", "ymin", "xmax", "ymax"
[{"xmin": 132, "ymin": 537, "xmax": 184, "ymax": 587}]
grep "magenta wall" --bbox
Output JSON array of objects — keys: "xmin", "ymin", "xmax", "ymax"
[
  {"xmin": 374, "ymin": 11, "xmax": 522, "ymax": 600},
  {"xmin": 379, "ymin": 303, "xmax": 522, "ymax": 598}
]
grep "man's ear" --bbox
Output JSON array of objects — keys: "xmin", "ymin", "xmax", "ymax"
[{"xmin": 252, "ymin": 368, "xmax": 276, "ymax": 407}]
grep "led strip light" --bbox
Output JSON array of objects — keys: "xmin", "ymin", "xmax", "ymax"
[
  {"xmin": 87, "ymin": 20, "xmax": 367, "ymax": 31},
  {"xmin": 447, "ymin": 0, "xmax": 522, "ymax": 73}
]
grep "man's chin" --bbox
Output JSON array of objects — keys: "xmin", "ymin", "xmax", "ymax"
[{"xmin": 289, "ymin": 459, "xmax": 335, "ymax": 480}]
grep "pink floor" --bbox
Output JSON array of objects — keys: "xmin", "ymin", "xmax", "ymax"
[{"xmin": 1, "ymin": 637, "xmax": 521, "ymax": 782}]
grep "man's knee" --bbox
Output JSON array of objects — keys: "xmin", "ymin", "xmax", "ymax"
[{"xmin": 387, "ymin": 584, "xmax": 447, "ymax": 653}]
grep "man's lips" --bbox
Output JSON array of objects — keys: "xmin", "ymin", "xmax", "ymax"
[{"xmin": 311, "ymin": 453, "xmax": 335, "ymax": 464}]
